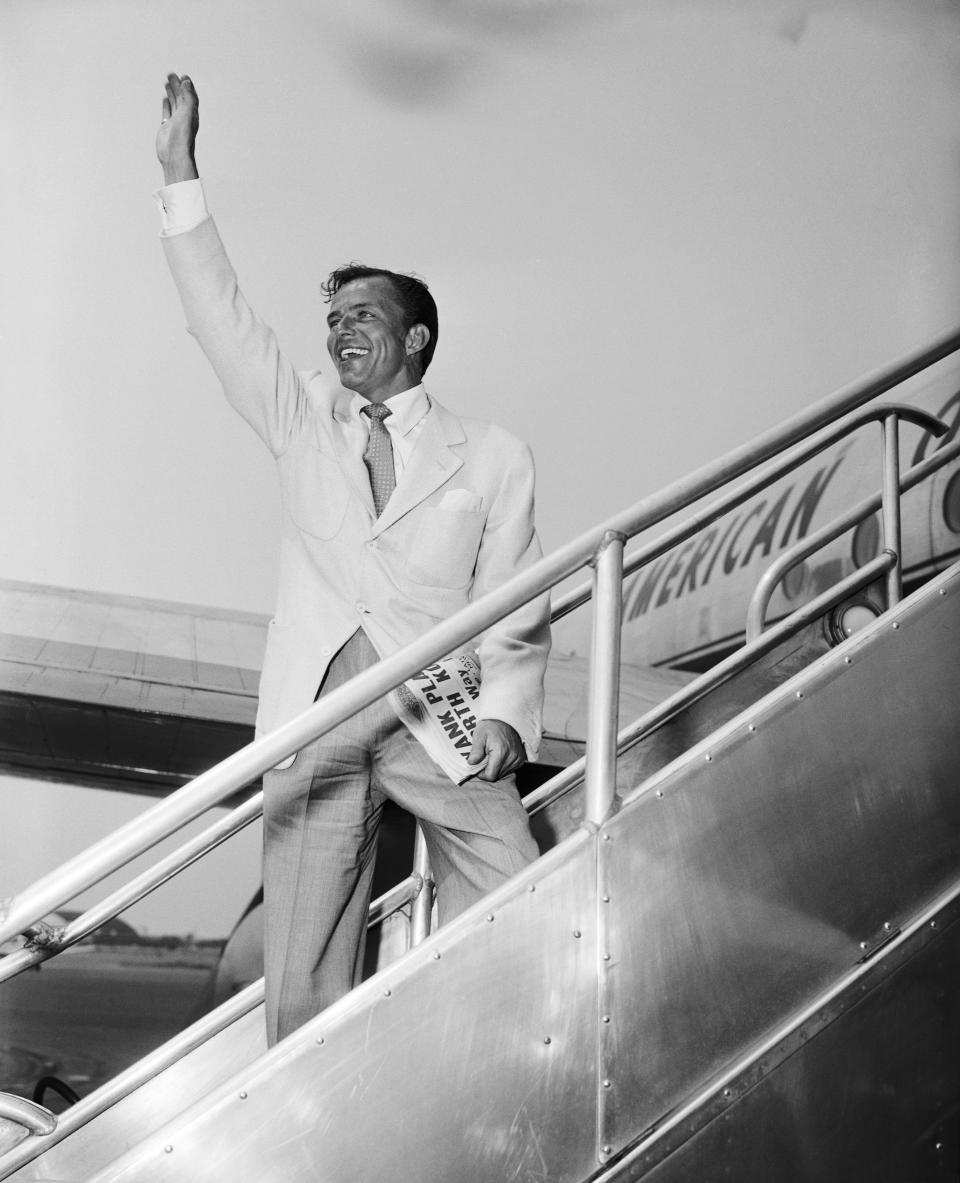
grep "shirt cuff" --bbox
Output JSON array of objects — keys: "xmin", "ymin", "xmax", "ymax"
[{"xmin": 153, "ymin": 178, "xmax": 209, "ymax": 237}]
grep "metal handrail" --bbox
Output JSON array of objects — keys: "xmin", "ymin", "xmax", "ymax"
[
  {"xmin": 1, "ymin": 326, "xmax": 958, "ymax": 951},
  {"xmin": 0, "ymin": 870, "xmax": 428, "ymax": 1178},
  {"xmin": 522, "ymin": 550, "xmax": 896, "ymax": 820},
  {"xmin": 0, "ymin": 399, "xmax": 938, "ymax": 1019},
  {"xmin": 551, "ymin": 402, "xmax": 946, "ymax": 626},
  {"xmin": 408, "ymin": 830, "xmax": 434, "ymax": 946},
  {"xmin": 0, "ymin": 1095, "xmax": 56, "ymax": 1137},
  {"xmin": 584, "ymin": 532, "xmax": 626, "ymax": 825},
  {"xmin": 0, "ymin": 793, "xmax": 262, "ymax": 984},
  {"xmin": 0, "ymin": 979, "xmax": 264, "ymax": 1177},
  {"xmin": 747, "ymin": 435, "xmax": 960, "ymax": 641},
  {"xmin": 1, "ymin": 401, "xmax": 943, "ymax": 977},
  {"xmin": 526, "ymin": 403, "xmax": 947, "ymax": 818},
  {"xmin": 882, "ymin": 412, "xmax": 904, "ymax": 606},
  {"xmin": 0, "ymin": 329, "xmax": 957, "ymax": 1177}
]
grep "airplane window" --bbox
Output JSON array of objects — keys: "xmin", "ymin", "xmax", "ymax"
[
  {"xmin": 851, "ymin": 513, "xmax": 880, "ymax": 568},
  {"xmin": 837, "ymin": 602, "xmax": 880, "ymax": 637},
  {"xmin": 827, "ymin": 598, "xmax": 881, "ymax": 645},
  {"xmin": 783, "ymin": 560, "xmax": 808, "ymax": 601},
  {"xmin": 943, "ymin": 471, "xmax": 960, "ymax": 534}
]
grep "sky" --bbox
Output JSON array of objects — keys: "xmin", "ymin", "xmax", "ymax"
[
  {"xmin": 0, "ymin": 779, "xmax": 263, "ymax": 942},
  {"xmin": 2, "ymin": 0, "xmax": 959, "ymax": 937}
]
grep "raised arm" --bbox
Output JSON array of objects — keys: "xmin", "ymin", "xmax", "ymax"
[
  {"xmin": 155, "ymin": 74, "xmax": 315, "ymax": 454},
  {"xmin": 156, "ymin": 73, "xmax": 200, "ymax": 185}
]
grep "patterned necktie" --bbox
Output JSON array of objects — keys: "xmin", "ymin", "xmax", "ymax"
[{"xmin": 361, "ymin": 402, "xmax": 396, "ymax": 517}]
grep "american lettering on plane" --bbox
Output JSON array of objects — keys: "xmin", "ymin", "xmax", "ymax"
[
  {"xmin": 623, "ymin": 451, "xmax": 849, "ymax": 621},
  {"xmin": 913, "ymin": 389, "xmax": 960, "ymax": 465}
]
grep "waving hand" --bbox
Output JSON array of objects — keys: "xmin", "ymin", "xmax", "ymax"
[{"xmin": 156, "ymin": 73, "xmax": 200, "ymax": 185}]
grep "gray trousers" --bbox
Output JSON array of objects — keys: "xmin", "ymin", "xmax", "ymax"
[{"xmin": 262, "ymin": 629, "xmax": 539, "ymax": 1044}]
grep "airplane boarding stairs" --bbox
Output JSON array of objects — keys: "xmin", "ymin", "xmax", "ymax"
[
  {"xmin": 0, "ymin": 558, "xmax": 957, "ymax": 1182},
  {"xmin": 4, "ymin": 329, "xmax": 960, "ymax": 1182}
]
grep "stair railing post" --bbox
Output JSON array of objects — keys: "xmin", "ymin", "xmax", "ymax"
[
  {"xmin": 409, "ymin": 825, "xmax": 434, "ymax": 947},
  {"xmin": 584, "ymin": 531, "xmax": 626, "ymax": 827},
  {"xmin": 881, "ymin": 412, "xmax": 903, "ymax": 607}
]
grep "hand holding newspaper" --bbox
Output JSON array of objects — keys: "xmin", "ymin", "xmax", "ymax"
[{"xmin": 391, "ymin": 651, "xmax": 487, "ymax": 783}]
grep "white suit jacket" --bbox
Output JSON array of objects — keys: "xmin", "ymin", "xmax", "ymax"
[{"xmin": 162, "ymin": 218, "xmax": 550, "ymax": 760}]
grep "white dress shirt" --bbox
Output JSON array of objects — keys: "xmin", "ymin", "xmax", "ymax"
[{"xmin": 350, "ymin": 387, "xmax": 430, "ymax": 480}]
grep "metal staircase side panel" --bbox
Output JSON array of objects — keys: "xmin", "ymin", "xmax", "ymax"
[
  {"xmin": 16, "ymin": 565, "xmax": 960, "ymax": 1183},
  {"xmin": 599, "ymin": 560, "xmax": 960, "ymax": 1162},
  {"xmin": 78, "ymin": 832, "xmax": 602, "ymax": 1183},
  {"xmin": 610, "ymin": 890, "xmax": 960, "ymax": 1183},
  {"xmin": 5, "ymin": 1007, "xmax": 266, "ymax": 1182}
]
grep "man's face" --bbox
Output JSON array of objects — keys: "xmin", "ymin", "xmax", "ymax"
[{"xmin": 326, "ymin": 276, "xmax": 422, "ymax": 401}]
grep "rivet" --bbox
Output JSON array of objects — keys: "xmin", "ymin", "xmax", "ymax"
[
  {"xmin": 939, "ymin": 589, "xmax": 946, "ymax": 596},
  {"xmin": 239, "ymin": 1090, "xmax": 248, "ymax": 1100},
  {"xmin": 748, "ymin": 724, "xmax": 756, "ymax": 733},
  {"xmin": 844, "ymin": 656, "xmax": 852, "ymax": 664},
  {"xmin": 432, "ymin": 951, "xmax": 441, "ymax": 960},
  {"xmin": 528, "ymin": 884, "xmax": 536, "ymax": 892},
  {"xmin": 602, "ymin": 1145, "xmax": 613, "ymax": 1156},
  {"xmin": 543, "ymin": 1036, "xmax": 552, "ymax": 1045},
  {"xmin": 487, "ymin": 913, "xmax": 495, "ymax": 922},
  {"xmin": 602, "ymin": 1079, "xmax": 612, "ymax": 1089},
  {"xmin": 892, "ymin": 622, "xmax": 900, "ymax": 630},
  {"xmin": 602, "ymin": 953, "xmax": 611, "ymax": 961},
  {"xmin": 573, "ymin": 930, "xmax": 582, "ymax": 939},
  {"xmin": 384, "ymin": 988, "xmax": 392, "ymax": 997},
  {"xmin": 602, "ymin": 895, "xmax": 610, "ymax": 903},
  {"xmin": 796, "ymin": 690, "xmax": 804, "ymax": 699},
  {"xmin": 602, "ymin": 1015, "xmax": 611, "ymax": 1023},
  {"xmin": 859, "ymin": 941, "xmax": 868, "ymax": 950},
  {"xmin": 705, "ymin": 753, "xmax": 713, "ymax": 762},
  {"xmin": 935, "ymin": 1141, "xmax": 944, "ymax": 1151},
  {"xmin": 931, "ymin": 920, "xmax": 938, "ymax": 929},
  {"xmin": 883, "ymin": 921, "xmax": 891, "ymax": 932},
  {"xmin": 316, "ymin": 1036, "xmax": 325, "ymax": 1045},
  {"xmin": 602, "ymin": 833, "xmax": 611, "ymax": 841},
  {"xmin": 723, "ymin": 1088, "xmax": 732, "ymax": 1099},
  {"xmin": 164, "ymin": 1146, "xmax": 174, "ymax": 1154},
  {"xmin": 655, "ymin": 789, "xmax": 663, "ymax": 798}
]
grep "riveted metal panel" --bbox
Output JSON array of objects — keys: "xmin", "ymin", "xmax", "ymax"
[
  {"xmin": 15, "ymin": 572, "xmax": 960, "ymax": 1183},
  {"xmin": 82, "ymin": 833, "xmax": 601, "ymax": 1183},
  {"xmin": 7, "ymin": 1007, "xmax": 268, "ymax": 1183},
  {"xmin": 615, "ymin": 895, "xmax": 960, "ymax": 1183},
  {"xmin": 600, "ymin": 567, "xmax": 960, "ymax": 1154}
]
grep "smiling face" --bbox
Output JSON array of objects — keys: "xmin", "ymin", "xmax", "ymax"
[{"xmin": 325, "ymin": 276, "xmax": 429, "ymax": 401}]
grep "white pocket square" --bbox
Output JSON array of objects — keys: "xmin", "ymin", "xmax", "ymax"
[{"xmin": 438, "ymin": 489, "xmax": 482, "ymax": 512}]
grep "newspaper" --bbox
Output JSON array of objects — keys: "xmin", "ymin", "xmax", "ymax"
[{"xmin": 390, "ymin": 651, "xmax": 486, "ymax": 783}]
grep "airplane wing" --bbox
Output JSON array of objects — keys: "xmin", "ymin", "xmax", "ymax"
[
  {"xmin": 0, "ymin": 580, "xmax": 262, "ymax": 795},
  {"xmin": 0, "ymin": 579, "xmax": 692, "ymax": 794}
]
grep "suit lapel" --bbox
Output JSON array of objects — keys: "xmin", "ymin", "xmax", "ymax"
[{"xmin": 372, "ymin": 399, "xmax": 465, "ymax": 537}]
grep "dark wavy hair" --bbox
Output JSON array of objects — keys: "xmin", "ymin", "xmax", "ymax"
[{"xmin": 321, "ymin": 263, "xmax": 439, "ymax": 376}]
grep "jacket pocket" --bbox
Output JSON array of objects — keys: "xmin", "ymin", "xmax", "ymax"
[{"xmin": 404, "ymin": 507, "xmax": 486, "ymax": 589}]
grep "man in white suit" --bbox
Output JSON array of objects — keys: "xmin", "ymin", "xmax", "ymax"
[{"xmin": 156, "ymin": 75, "xmax": 551, "ymax": 1043}]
